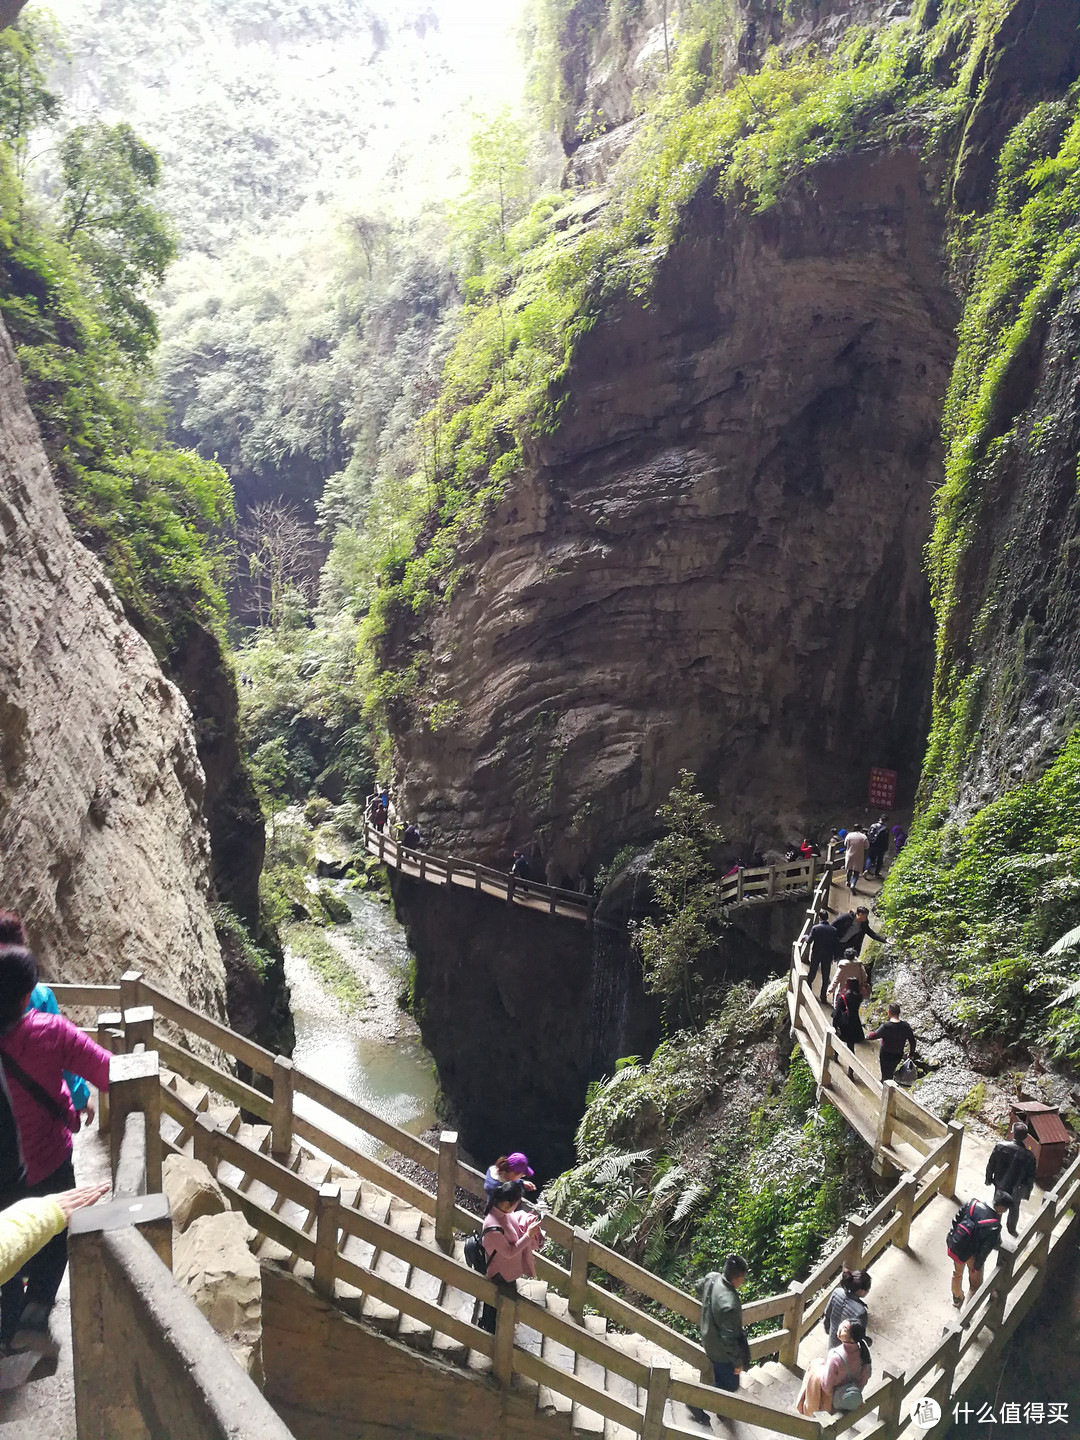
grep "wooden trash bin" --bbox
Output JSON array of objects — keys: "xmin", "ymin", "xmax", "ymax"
[{"xmin": 1009, "ymin": 1100, "xmax": 1071, "ymax": 1181}]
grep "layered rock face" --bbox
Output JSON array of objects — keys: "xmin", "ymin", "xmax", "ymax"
[
  {"xmin": 397, "ymin": 147, "xmax": 953, "ymax": 882},
  {"xmin": 0, "ymin": 320, "xmax": 226, "ymax": 1011}
]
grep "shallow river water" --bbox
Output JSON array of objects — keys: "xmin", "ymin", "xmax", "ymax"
[{"xmin": 283, "ymin": 885, "xmax": 437, "ymax": 1158}]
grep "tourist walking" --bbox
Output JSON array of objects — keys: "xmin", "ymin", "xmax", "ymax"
[
  {"xmin": 832, "ymin": 977, "xmax": 866, "ymax": 1054},
  {"xmin": 831, "ymin": 906, "xmax": 886, "ymax": 959},
  {"xmin": 0, "ymin": 945, "xmax": 112, "ymax": 1355},
  {"xmin": 478, "ymin": 1180, "xmax": 543, "ymax": 1332},
  {"xmin": 827, "ymin": 950, "xmax": 870, "ymax": 1005},
  {"xmin": 946, "ymin": 1191, "xmax": 1011, "ymax": 1308},
  {"xmin": 484, "ymin": 1153, "xmax": 537, "ymax": 1198},
  {"xmin": 807, "ymin": 913, "xmax": 842, "ymax": 1002},
  {"xmin": 0, "ymin": 913, "xmax": 92, "ymax": 1121},
  {"xmin": 867, "ymin": 1003, "xmax": 917, "ymax": 1082},
  {"xmin": 985, "ymin": 1123, "xmax": 1037, "ymax": 1237},
  {"xmin": 797, "ymin": 1318, "xmax": 871, "ymax": 1415},
  {"xmin": 891, "ymin": 824, "xmax": 907, "ymax": 857},
  {"xmin": 511, "ymin": 851, "xmax": 530, "ymax": 882},
  {"xmin": 401, "ymin": 822, "xmax": 421, "ymax": 850},
  {"xmin": 866, "ymin": 817, "xmax": 890, "ymax": 877},
  {"xmin": 699, "ymin": 1254, "xmax": 750, "ymax": 1392},
  {"xmin": 822, "ymin": 1269, "xmax": 872, "ymax": 1347},
  {"xmin": 844, "ymin": 829, "xmax": 869, "ymax": 891}
]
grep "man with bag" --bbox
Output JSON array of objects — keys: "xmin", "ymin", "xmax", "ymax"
[
  {"xmin": 946, "ymin": 1190, "xmax": 1011, "ymax": 1307},
  {"xmin": 866, "ymin": 1002, "xmax": 917, "ymax": 1081},
  {"xmin": 699, "ymin": 1254, "xmax": 750, "ymax": 1392},
  {"xmin": 985, "ymin": 1122, "xmax": 1037, "ymax": 1237}
]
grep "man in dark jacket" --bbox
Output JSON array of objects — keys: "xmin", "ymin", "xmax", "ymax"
[
  {"xmin": 866, "ymin": 1002, "xmax": 916, "ymax": 1081},
  {"xmin": 985, "ymin": 1123, "xmax": 1037, "ymax": 1236},
  {"xmin": 699, "ymin": 1254, "xmax": 750, "ymax": 1391},
  {"xmin": 866, "ymin": 817, "xmax": 890, "ymax": 877},
  {"xmin": 947, "ymin": 1191, "xmax": 1010, "ymax": 1307},
  {"xmin": 807, "ymin": 913, "xmax": 841, "ymax": 1001},
  {"xmin": 832, "ymin": 906, "xmax": 886, "ymax": 960}
]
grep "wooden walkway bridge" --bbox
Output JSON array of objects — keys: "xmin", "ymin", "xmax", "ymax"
[
  {"xmin": 54, "ymin": 905, "xmax": 1079, "ymax": 1440},
  {"xmin": 363, "ymin": 800, "xmax": 825, "ymax": 926}
]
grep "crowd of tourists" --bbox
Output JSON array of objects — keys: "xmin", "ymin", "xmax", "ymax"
[{"xmin": 0, "ymin": 911, "xmax": 111, "ymax": 1369}]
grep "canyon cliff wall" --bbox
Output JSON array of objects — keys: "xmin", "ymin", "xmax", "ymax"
[
  {"xmin": 397, "ymin": 144, "xmax": 952, "ymax": 882},
  {"xmin": 0, "ymin": 319, "xmax": 226, "ymax": 1011}
]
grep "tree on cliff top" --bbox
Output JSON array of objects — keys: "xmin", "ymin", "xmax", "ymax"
[
  {"xmin": 632, "ymin": 769, "xmax": 728, "ymax": 1026},
  {"xmin": 58, "ymin": 120, "xmax": 176, "ymax": 363}
]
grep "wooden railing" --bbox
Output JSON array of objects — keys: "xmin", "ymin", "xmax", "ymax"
[
  {"xmin": 55, "ymin": 967, "xmax": 1080, "ymax": 1438},
  {"xmin": 363, "ymin": 794, "xmax": 823, "ymax": 925}
]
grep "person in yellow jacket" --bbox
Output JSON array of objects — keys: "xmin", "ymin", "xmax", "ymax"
[{"xmin": 0, "ymin": 1183, "xmax": 108, "ymax": 1287}]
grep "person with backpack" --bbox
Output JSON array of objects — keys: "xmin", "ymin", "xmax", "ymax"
[
  {"xmin": 699, "ymin": 1254, "xmax": 750, "ymax": 1392},
  {"xmin": 475, "ymin": 1180, "xmax": 543, "ymax": 1333},
  {"xmin": 985, "ymin": 1123, "xmax": 1037, "ymax": 1237},
  {"xmin": 866, "ymin": 817, "xmax": 890, "ymax": 878},
  {"xmin": 807, "ymin": 913, "xmax": 842, "ymax": 1002},
  {"xmin": 843, "ymin": 829, "xmax": 869, "ymax": 892},
  {"xmin": 832, "ymin": 977, "xmax": 866, "ymax": 1055},
  {"xmin": 947, "ymin": 1190, "xmax": 1011, "ymax": 1307},
  {"xmin": 866, "ymin": 1003, "xmax": 917, "ymax": 1082},
  {"xmin": 822, "ymin": 1268, "xmax": 872, "ymax": 1347},
  {"xmin": 0, "ymin": 945, "xmax": 112, "ymax": 1355},
  {"xmin": 797, "ymin": 1318, "xmax": 871, "ymax": 1415},
  {"xmin": 0, "ymin": 912, "xmax": 93, "ymax": 1125}
]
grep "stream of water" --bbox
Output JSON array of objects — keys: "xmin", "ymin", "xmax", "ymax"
[{"xmin": 283, "ymin": 885, "xmax": 438, "ymax": 1159}]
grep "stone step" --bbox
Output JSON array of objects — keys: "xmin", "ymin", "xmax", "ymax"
[
  {"xmin": 571, "ymin": 1313, "xmax": 609, "ymax": 1436},
  {"xmin": 361, "ymin": 1201, "xmax": 423, "ymax": 1334},
  {"xmin": 537, "ymin": 1290, "xmax": 575, "ymax": 1424},
  {"xmin": 236, "ymin": 1121, "xmax": 272, "ymax": 1154}
]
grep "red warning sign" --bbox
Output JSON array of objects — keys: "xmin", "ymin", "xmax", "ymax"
[{"xmin": 868, "ymin": 767, "xmax": 897, "ymax": 809}]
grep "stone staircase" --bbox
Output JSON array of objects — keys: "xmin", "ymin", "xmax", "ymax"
[{"xmin": 159, "ymin": 1069, "xmax": 806, "ymax": 1440}]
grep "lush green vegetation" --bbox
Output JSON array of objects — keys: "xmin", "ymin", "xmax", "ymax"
[
  {"xmin": 0, "ymin": 17, "xmax": 232, "ymax": 654},
  {"xmin": 631, "ymin": 770, "xmax": 728, "ymax": 1023},
  {"xmin": 548, "ymin": 985, "xmax": 871, "ymax": 1309},
  {"xmin": 880, "ymin": 92, "xmax": 1080, "ymax": 1059}
]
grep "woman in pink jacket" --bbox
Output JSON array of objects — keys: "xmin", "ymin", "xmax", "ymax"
[
  {"xmin": 478, "ymin": 1180, "xmax": 544, "ymax": 1332},
  {"xmin": 0, "ymin": 944, "xmax": 111, "ymax": 1353}
]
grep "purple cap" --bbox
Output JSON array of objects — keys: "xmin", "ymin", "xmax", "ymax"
[{"xmin": 506, "ymin": 1152, "xmax": 534, "ymax": 1178}]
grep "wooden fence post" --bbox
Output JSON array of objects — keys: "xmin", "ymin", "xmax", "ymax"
[
  {"xmin": 873, "ymin": 1081, "xmax": 899, "ymax": 1170},
  {"xmin": 932, "ymin": 1324, "xmax": 961, "ymax": 1411},
  {"xmin": 987, "ymin": 1246, "xmax": 1015, "ymax": 1331},
  {"xmin": 123, "ymin": 1005, "xmax": 155, "ymax": 1052},
  {"xmin": 378, "ymin": 831, "xmax": 385, "ymax": 862},
  {"xmin": 192, "ymin": 1113, "xmax": 219, "ymax": 1172},
  {"xmin": 108, "ymin": 1050, "xmax": 162, "ymax": 1193},
  {"xmin": 943, "ymin": 1121, "xmax": 964, "ymax": 1197},
  {"xmin": 768, "ymin": 865, "xmax": 777, "ymax": 897},
  {"xmin": 96, "ymin": 1011, "xmax": 122, "ymax": 1134},
  {"xmin": 877, "ymin": 1369, "xmax": 903, "ymax": 1431},
  {"xmin": 736, "ymin": 868, "xmax": 745, "ymax": 902},
  {"xmin": 780, "ymin": 1280, "xmax": 806, "ymax": 1364},
  {"xmin": 315, "ymin": 1184, "xmax": 341, "ymax": 1298},
  {"xmin": 493, "ymin": 1293, "xmax": 516, "ymax": 1385},
  {"xmin": 808, "ymin": 855, "xmax": 817, "ymax": 892},
  {"xmin": 641, "ymin": 1366, "xmax": 671, "ymax": 1440},
  {"xmin": 271, "ymin": 1056, "xmax": 294, "ymax": 1159},
  {"xmin": 818, "ymin": 1030, "xmax": 835, "ymax": 1098},
  {"xmin": 895, "ymin": 1173, "xmax": 918, "ymax": 1249},
  {"xmin": 842, "ymin": 1217, "xmax": 866, "ymax": 1270},
  {"xmin": 445, "ymin": 860, "xmax": 453, "ymax": 888},
  {"xmin": 569, "ymin": 1227, "xmax": 589, "ymax": 1322},
  {"xmin": 119, "ymin": 970, "xmax": 143, "ymax": 1015},
  {"xmin": 790, "ymin": 975, "xmax": 803, "ymax": 1040},
  {"xmin": 436, "ymin": 1130, "xmax": 458, "ymax": 1252}
]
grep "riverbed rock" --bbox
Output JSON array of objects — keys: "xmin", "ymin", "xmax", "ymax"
[
  {"xmin": 173, "ymin": 1210, "xmax": 262, "ymax": 1378},
  {"xmin": 162, "ymin": 1154, "xmax": 228, "ymax": 1233}
]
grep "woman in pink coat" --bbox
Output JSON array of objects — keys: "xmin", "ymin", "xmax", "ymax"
[
  {"xmin": 0, "ymin": 944, "xmax": 111, "ymax": 1353},
  {"xmin": 478, "ymin": 1179, "xmax": 544, "ymax": 1332},
  {"xmin": 796, "ymin": 1319, "xmax": 872, "ymax": 1415}
]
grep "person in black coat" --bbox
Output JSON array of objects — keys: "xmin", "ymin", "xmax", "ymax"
[
  {"xmin": 985, "ymin": 1123, "xmax": 1037, "ymax": 1236},
  {"xmin": 807, "ymin": 913, "xmax": 842, "ymax": 1001}
]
